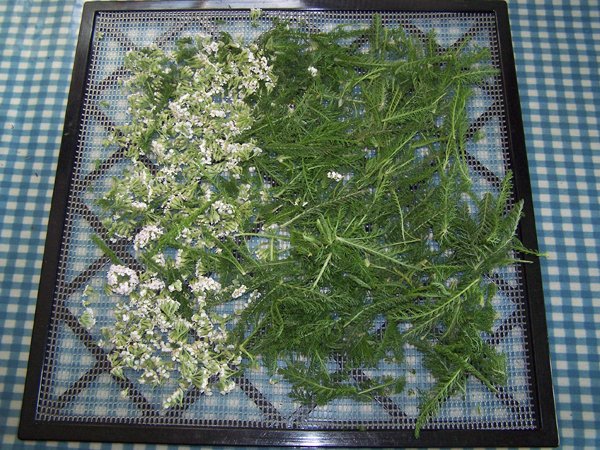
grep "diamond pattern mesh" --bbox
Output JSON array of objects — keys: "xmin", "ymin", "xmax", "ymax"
[{"xmin": 35, "ymin": 10, "xmax": 537, "ymax": 432}]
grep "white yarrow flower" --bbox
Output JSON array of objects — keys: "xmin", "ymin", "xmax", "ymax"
[
  {"xmin": 327, "ymin": 171, "xmax": 344, "ymax": 182},
  {"xmin": 209, "ymin": 109, "xmax": 227, "ymax": 118},
  {"xmin": 131, "ymin": 201, "xmax": 148, "ymax": 210},
  {"xmin": 142, "ymin": 277, "xmax": 165, "ymax": 292},
  {"xmin": 133, "ymin": 225, "xmax": 164, "ymax": 251},
  {"xmin": 205, "ymin": 41, "xmax": 219, "ymax": 54},
  {"xmin": 107, "ymin": 264, "xmax": 139, "ymax": 295},
  {"xmin": 308, "ymin": 66, "xmax": 318, "ymax": 77},
  {"xmin": 232, "ymin": 285, "xmax": 248, "ymax": 299},
  {"xmin": 190, "ymin": 275, "xmax": 222, "ymax": 294}
]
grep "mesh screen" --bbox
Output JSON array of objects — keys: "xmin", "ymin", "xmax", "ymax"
[{"xmin": 36, "ymin": 10, "xmax": 537, "ymax": 432}]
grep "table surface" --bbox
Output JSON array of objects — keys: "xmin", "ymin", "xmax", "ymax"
[{"xmin": 0, "ymin": 0, "xmax": 598, "ymax": 449}]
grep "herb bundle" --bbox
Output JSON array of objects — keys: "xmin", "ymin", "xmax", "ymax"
[{"xmin": 83, "ymin": 16, "xmax": 532, "ymax": 435}]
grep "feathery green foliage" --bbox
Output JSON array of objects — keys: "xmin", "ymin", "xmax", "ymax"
[{"xmin": 231, "ymin": 18, "xmax": 528, "ymax": 436}]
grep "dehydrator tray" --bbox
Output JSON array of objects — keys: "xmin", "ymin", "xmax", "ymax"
[{"xmin": 19, "ymin": 0, "xmax": 557, "ymax": 447}]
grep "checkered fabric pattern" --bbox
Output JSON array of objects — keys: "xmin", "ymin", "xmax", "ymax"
[{"xmin": 0, "ymin": 0, "xmax": 597, "ymax": 448}]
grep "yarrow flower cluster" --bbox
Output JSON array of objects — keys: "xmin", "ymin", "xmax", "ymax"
[
  {"xmin": 190, "ymin": 275, "xmax": 222, "ymax": 297},
  {"xmin": 103, "ymin": 267, "xmax": 245, "ymax": 408},
  {"xmin": 107, "ymin": 265, "xmax": 139, "ymax": 295},
  {"xmin": 133, "ymin": 225, "xmax": 163, "ymax": 251},
  {"xmin": 99, "ymin": 35, "xmax": 276, "ymax": 241},
  {"xmin": 327, "ymin": 170, "xmax": 345, "ymax": 182},
  {"xmin": 232, "ymin": 285, "xmax": 247, "ymax": 299},
  {"xmin": 82, "ymin": 33, "xmax": 277, "ymax": 408}
]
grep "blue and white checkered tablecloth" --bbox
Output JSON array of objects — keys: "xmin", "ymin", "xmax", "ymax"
[{"xmin": 0, "ymin": 0, "xmax": 598, "ymax": 448}]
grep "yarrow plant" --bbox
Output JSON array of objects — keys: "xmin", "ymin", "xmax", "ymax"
[{"xmin": 83, "ymin": 16, "xmax": 536, "ymax": 435}]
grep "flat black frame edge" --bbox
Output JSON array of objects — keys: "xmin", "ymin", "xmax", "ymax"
[
  {"xmin": 19, "ymin": 0, "xmax": 558, "ymax": 448},
  {"xmin": 494, "ymin": 2, "xmax": 558, "ymax": 447},
  {"xmin": 18, "ymin": 0, "xmax": 98, "ymax": 442},
  {"xmin": 17, "ymin": 422, "xmax": 560, "ymax": 448},
  {"xmin": 79, "ymin": 0, "xmax": 509, "ymax": 13}
]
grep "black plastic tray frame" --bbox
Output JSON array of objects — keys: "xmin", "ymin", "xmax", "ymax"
[{"xmin": 19, "ymin": 0, "xmax": 558, "ymax": 447}]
